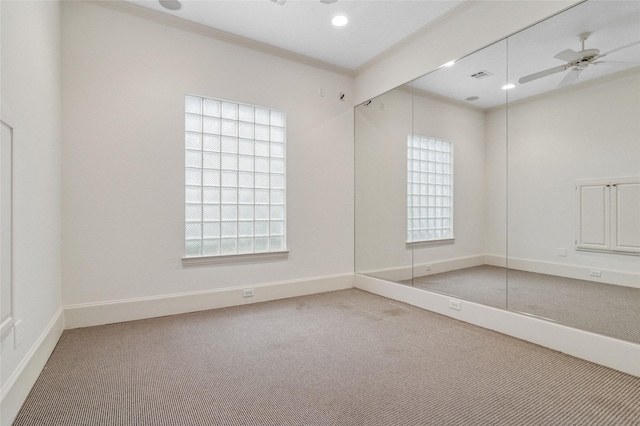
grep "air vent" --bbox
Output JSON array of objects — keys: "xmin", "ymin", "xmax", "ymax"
[{"xmin": 470, "ymin": 70, "xmax": 494, "ymax": 79}]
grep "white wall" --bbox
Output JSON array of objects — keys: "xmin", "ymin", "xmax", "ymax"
[
  {"xmin": 485, "ymin": 69, "xmax": 640, "ymax": 279},
  {"xmin": 355, "ymin": 87, "xmax": 486, "ymax": 278},
  {"xmin": 1, "ymin": 0, "xmax": 63, "ymax": 421},
  {"xmin": 61, "ymin": 2, "xmax": 354, "ymax": 306}
]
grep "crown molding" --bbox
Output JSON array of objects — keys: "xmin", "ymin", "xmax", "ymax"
[{"xmin": 87, "ymin": 0, "xmax": 355, "ymax": 78}]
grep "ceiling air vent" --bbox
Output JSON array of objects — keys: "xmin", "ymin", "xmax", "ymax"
[{"xmin": 470, "ymin": 70, "xmax": 494, "ymax": 79}]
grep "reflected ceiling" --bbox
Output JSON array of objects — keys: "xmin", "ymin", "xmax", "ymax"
[{"xmin": 413, "ymin": 1, "xmax": 640, "ymax": 110}]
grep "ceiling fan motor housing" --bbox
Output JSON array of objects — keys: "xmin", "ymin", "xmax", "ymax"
[{"xmin": 573, "ymin": 49, "xmax": 600, "ymax": 67}]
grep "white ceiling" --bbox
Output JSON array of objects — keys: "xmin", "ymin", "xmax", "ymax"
[
  {"xmin": 124, "ymin": 0, "xmax": 638, "ymax": 106},
  {"xmin": 127, "ymin": 0, "xmax": 464, "ymax": 71},
  {"xmin": 412, "ymin": 0, "xmax": 640, "ymax": 109},
  {"xmin": 129, "ymin": 0, "xmax": 463, "ymax": 70}
]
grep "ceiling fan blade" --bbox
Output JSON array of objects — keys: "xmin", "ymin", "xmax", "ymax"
[
  {"xmin": 593, "ymin": 60, "xmax": 640, "ymax": 66},
  {"xmin": 600, "ymin": 40, "xmax": 640, "ymax": 57},
  {"xmin": 558, "ymin": 68, "xmax": 580, "ymax": 87},
  {"xmin": 554, "ymin": 49, "xmax": 581, "ymax": 63},
  {"xmin": 518, "ymin": 65, "xmax": 567, "ymax": 84}
]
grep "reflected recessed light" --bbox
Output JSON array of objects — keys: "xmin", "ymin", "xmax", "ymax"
[
  {"xmin": 442, "ymin": 61, "xmax": 455, "ymax": 67},
  {"xmin": 502, "ymin": 83, "xmax": 516, "ymax": 90},
  {"xmin": 332, "ymin": 15, "xmax": 348, "ymax": 27},
  {"xmin": 159, "ymin": 0, "xmax": 182, "ymax": 10}
]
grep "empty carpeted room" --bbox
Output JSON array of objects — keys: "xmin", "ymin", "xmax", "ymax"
[{"xmin": 1, "ymin": 0, "xmax": 639, "ymax": 425}]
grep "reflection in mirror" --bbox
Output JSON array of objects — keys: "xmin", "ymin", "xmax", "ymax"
[
  {"xmin": 355, "ymin": 38, "xmax": 511, "ymax": 309},
  {"xmin": 355, "ymin": 86, "xmax": 413, "ymax": 283},
  {"xmin": 406, "ymin": 40, "xmax": 508, "ymax": 309},
  {"xmin": 354, "ymin": 0, "xmax": 639, "ymax": 344},
  {"xmin": 503, "ymin": 0, "xmax": 640, "ymax": 343}
]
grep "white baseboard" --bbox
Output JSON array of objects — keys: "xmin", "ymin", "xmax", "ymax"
[
  {"xmin": 358, "ymin": 254, "xmax": 485, "ymax": 282},
  {"xmin": 354, "ymin": 274, "xmax": 640, "ymax": 377},
  {"xmin": 484, "ymin": 253, "xmax": 507, "ymax": 268},
  {"xmin": 64, "ymin": 273, "xmax": 354, "ymax": 329},
  {"xmin": 485, "ymin": 254, "xmax": 640, "ymax": 288},
  {"xmin": 1, "ymin": 308, "xmax": 65, "ymax": 426},
  {"xmin": 356, "ymin": 263, "xmax": 413, "ymax": 282},
  {"xmin": 413, "ymin": 254, "xmax": 485, "ymax": 278}
]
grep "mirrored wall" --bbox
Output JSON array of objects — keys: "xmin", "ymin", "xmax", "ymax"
[{"xmin": 355, "ymin": 0, "xmax": 640, "ymax": 343}]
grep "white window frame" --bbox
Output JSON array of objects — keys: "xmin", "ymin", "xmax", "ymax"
[
  {"xmin": 407, "ymin": 135, "xmax": 454, "ymax": 243},
  {"xmin": 182, "ymin": 95, "xmax": 288, "ymax": 265}
]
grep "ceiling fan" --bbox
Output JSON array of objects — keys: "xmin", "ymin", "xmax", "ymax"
[
  {"xmin": 518, "ymin": 32, "xmax": 640, "ymax": 87},
  {"xmin": 270, "ymin": 0, "xmax": 337, "ymax": 4}
]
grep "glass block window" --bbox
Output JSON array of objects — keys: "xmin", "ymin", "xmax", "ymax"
[
  {"xmin": 185, "ymin": 95, "xmax": 286, "ymax": 257},
  {"xmin": 407, "ymin": 135, "xmax": 453, "ymax": 243}
]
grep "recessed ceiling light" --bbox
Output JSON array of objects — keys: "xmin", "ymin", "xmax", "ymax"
[
  {"xmin": 502, "ymin": 83, "xmax": 516, "ymax": 90},
  {"xmin": 442, "ymin": 61, "xmax": 455, "ymax": 67},
  {"xmin": 332, "ymin": 16, "xmax": 348, "ymax": 27},
  {"xmin": 159, "ymin": 0, "xmax": 182, "ymax": 11}
]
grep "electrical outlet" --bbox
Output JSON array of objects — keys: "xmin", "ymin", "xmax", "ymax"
[
  {"xmin": 425, "ymin": 265, "xmax": 432, "ymax": 273},
  {"xmin": 589, "ymin": 270, "xmax": 601, "ymax": 277},
  {"xmin": 449, "ymin": 299, "xmax": 461, "ymax": 311},
  {"xmin": 243, "ymin": 288, "xmax": 254, "ymax": 298}
]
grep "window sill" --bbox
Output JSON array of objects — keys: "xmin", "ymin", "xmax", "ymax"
[
  {"xmin": 406, "ymin": 238, "xmax": 455, "ymax": 248},
  {"xmin": 182, "ymin": 250, "xmax": 289, "ymax": 267}
]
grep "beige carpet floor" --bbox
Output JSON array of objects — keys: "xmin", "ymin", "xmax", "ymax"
[
  {"xmin": 402, "ymin": 266, "xmax": 640, "ymax": 344},
  {"xmin": 13, "ymin": 289, "xmax": 640, "ymax": 425}
]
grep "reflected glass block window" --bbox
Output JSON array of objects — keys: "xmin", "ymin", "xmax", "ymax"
[
  {"xmin": 185, "ymin": 95, "xmax": 286, "ymax": 257},
  {"xmin": 407, "ymin": 135, "xmax": 453, "ymax": 243}
]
